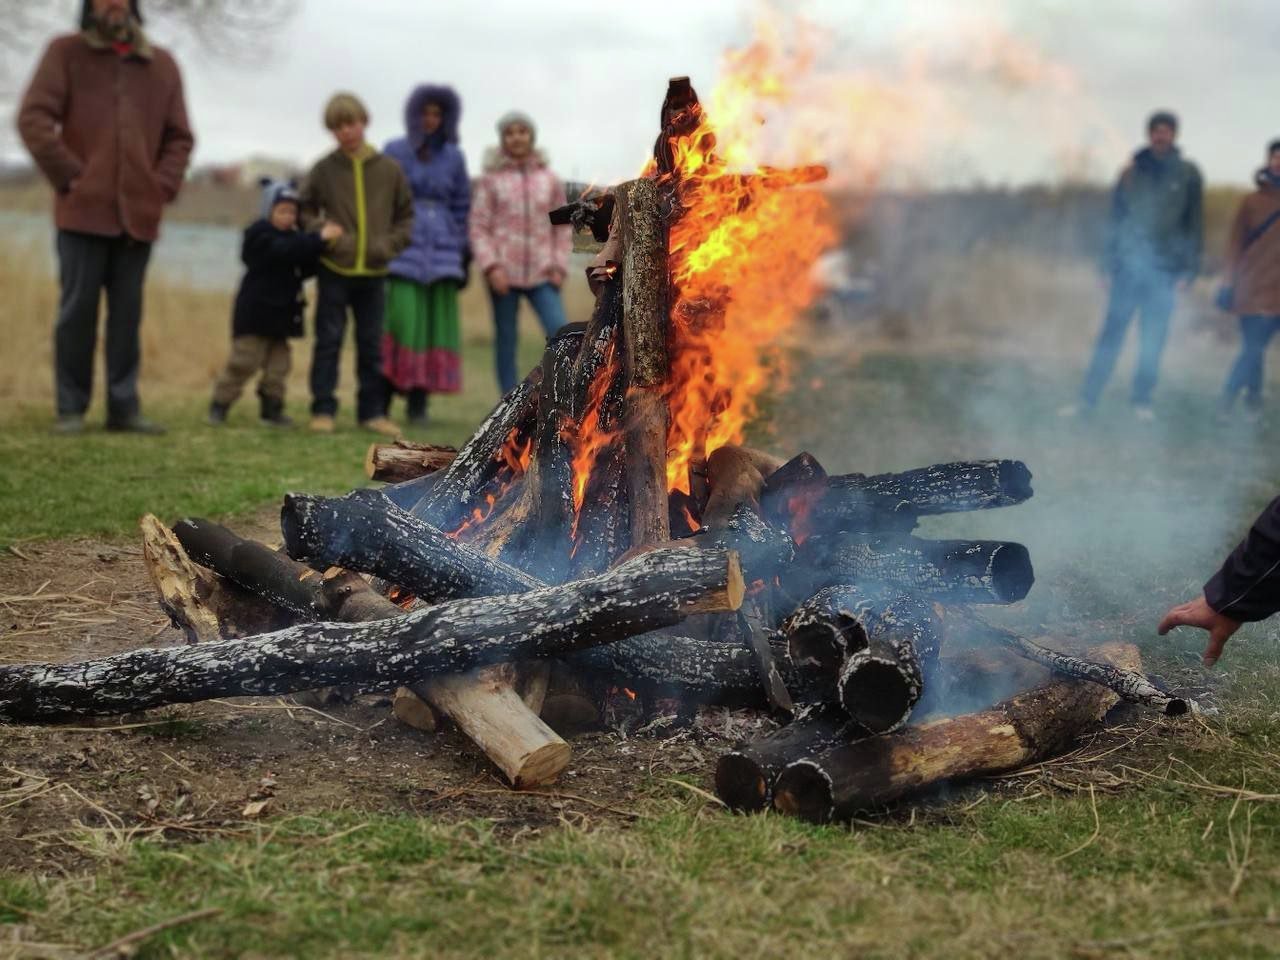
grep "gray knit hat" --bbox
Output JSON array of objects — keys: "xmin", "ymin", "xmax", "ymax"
[{"xmin": 496, "ymin": 110, "xmax": 537, "ymax": 142}]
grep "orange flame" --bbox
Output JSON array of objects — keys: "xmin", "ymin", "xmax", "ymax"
[
  {"xmin": 568, "ymin": 344, "xmax": 623, "ymax": 543},
  {"xmin": 447, "ymin": 427, "xmax": 533, "ymax": 541},
  {"xmin": 658, "ymin": 53, "xmax": 838, "ymax": 494}
]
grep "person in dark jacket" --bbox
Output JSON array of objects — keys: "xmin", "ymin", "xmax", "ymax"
[
  {"xmin": 1218, "ymin": 140, "xmax": 1280, "ymax": 419},
  {"xmin": 1159, "ymin": 497, "xmax": 1280, "ymax": 666},
  {"xmin": 16, "ymin": 0, "xmax": 194, "ymax": 435},
  {"xmin": 208, "ymin": 180, "xmax": 342, "ymax": 427},
  {"xmin": 381, "ymin": 84, "xmax": 470, "ymax": 426},
  {"xmin": 1066, "ymin": 111, "xmax": 1203, "ymax": 421}
]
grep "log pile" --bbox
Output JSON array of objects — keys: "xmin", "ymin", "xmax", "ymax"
[{"xmin": 0, "ymin": 76, "xmax": 1188, "ymax": 819}]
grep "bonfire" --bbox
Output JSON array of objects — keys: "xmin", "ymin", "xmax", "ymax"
[{"xmin": 0, "ymin": 78, "xmax": 1190, "ymax": 823}]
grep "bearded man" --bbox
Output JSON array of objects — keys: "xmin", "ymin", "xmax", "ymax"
[{"xmin": 17, "ymin": 0, "xmax": 194, "ymax": 434}]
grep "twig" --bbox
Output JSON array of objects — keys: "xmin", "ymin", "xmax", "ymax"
[
  {"xmin": 86, "ymin": 906, "xmax": 223, "ymax": 959},
  {"xmin": 1054, "ymin": 783, "xmax": 1099, "ymax": 861},
  {"xmin": 659, "ymin": 777, "xmax": 727, "ymax": 809}
]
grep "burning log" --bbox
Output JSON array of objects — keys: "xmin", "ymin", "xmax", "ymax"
[
  {"xmin": 715, "ymin": 704, "xmax": 859, "ymax": 813},
  {"xmin": 816, "ymin": 459, "xmax": 1034, "ymax": 529},
  {"xmin": 365, "ymin": 441, "xmax": 458, "ymax": 484},
  {"xmin": 408, "ymin": 367, "xmax": 541, "ymax": 528},
  {"xmin": 797, "ymin": 535, "xmax": 1034, "ymax": 605},
  {"xmin": 702, "ymin": 445, "xmax": 785, "ymax": 529},
  {"xmin": 281, "ymin": 489, "xmax": 540, "ymax": 604},
  {"xmin": 700, "ymin": 502, "xmax": 795, "ymax": 585},
  {"xmin": 617, "ymin": 176, "xmax": 671, "ymax": 550},
  {"xmin": 570, "ymin": 631, "xmax": 765, "ymax": 705},
  {"xmin": 571, "ymin": 281, "xmax": 623, "ymax": 420},
  {"xmin": 760, "ymin": 451, "xmax": 829, "ymax": 532},
  {"xmin": 836, "ymin": 595, "xmax": 939, "ymax": 734},
  {"xmin": 781, "ymin": 584, "xmax": 876, "ymax": 686},
  {"xmin": 527, "ymin": 325, "xmax": 586, "ymax": 582},
  {"xmin": 773, "ymin": 642, "xmax": 1139, "ymax": 822},
  {"xmin": 0, "ymin": 547, "xmax": 744, "ymax": 723}
]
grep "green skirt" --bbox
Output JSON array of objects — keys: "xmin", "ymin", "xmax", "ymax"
[{"xmin": 381, "ymin": 277, "xmax": 462, "ymax": 393}]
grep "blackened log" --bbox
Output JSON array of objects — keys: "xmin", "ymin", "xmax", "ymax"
[
  {"xmin": 781, "ymin": 584, "xmax": 876, "ymax": 686},
  {"xmin": 797, "ymin": 534, "xmax": 1034, "ymax": 605},
  {"xmin": 942, "ymin": 609, "xmax": 1192, "ymax": 716},
  {"xmin": 569, "ymin": 449, "xmax": 631, "ymax": 579},
  {"xmin": 818, "ymin": 460, "xmax": 1033, "ymax": 527},
  {"xmin": 0, "ymin": 547, "xmax": 744, "ymax": 722},
  {"xmin": 364, "ymin": 441, "xmax": 458, "ymax": 483},
  {"xmin": 760, "ymin": 451, "xmax": 829, "ymax": 535},
  {"xmin": 571, "ymin": 280, "xmax": 624, "ymax": 420},
  {"xmin": 701, "ymin": 502, "xmax": 795, "ymax": 586},
  {"xmin": 281, "ymin": 489, "xmax": 540, "ymax": 604},
  {"xmin": 715, "ymin": 704, "xmax": 861, "ymax": 813},
  {"xmin": 526, "ymin": 325, "xmax": 586, "ymax": 582},
  {"xmin": 836, "ymin": 595, "xmax": 939, "ymax": 734},
  {"xmin": 382, "ymin": 472, "xmax": 439, "ymax": 512},
  {"xmin": 773, "ymin": 642, "xmax": 1139, "ymax": 823},
  {"xmin": 571, "ymin": 631, "xmax": 765, "ymax": 705},
  {"xmin": 173, "ymin": 517, "xmax": 323, "ymax": 617},
  {"xmin": 409, "ymin": 367, "xmax": 541, "ymax": 528}
]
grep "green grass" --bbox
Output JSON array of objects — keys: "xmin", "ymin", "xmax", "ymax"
[
  {"xmin": 3, "ymin": 347, "xmax": 1280, "ymax": 958},
  {"xmin": 0, "ymin": 337, "xmax": 545, "ymax": 546}
]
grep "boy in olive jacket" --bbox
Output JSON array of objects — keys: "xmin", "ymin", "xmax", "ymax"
[{"xmin": 301, "ymin": 92, "xmax": 413, "ymax": 435}]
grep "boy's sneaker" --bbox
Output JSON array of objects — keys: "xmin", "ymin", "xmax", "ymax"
[
  {"xmin": 208, "ymin": 401, "xmax": 230, "ymax": 426},
  {"xmin": 360, "ymin": 416, "xmax": 402, "ymax": 438},
  {"xmin": 309, "ymin": 414, "xmax": 336, "ymax": 434}
]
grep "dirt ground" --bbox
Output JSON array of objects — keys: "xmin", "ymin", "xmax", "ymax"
[{"xmin": 0, "ymin": 512, "xmax": 775, "ymax": 875}]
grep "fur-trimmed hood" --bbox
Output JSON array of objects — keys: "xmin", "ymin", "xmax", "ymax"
[{"xmin": 403, "ymin": 84, "xmax": 461, "ymax": 152}]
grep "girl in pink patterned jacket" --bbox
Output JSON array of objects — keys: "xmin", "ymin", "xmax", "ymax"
[{"xmin": 469, "ymin": 110, "xmax": 573, "ymax": 393}]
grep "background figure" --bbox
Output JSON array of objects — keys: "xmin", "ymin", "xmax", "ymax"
[
  {"xmin": 300, "ymin": 92, "xmax": 413, "ymax": 436},
  {"xmin": 469, "ymin": 110, "xmax": 573, "ymax": 394},
  {"xmin": 1071, "ymin": 111, "xmax": 1202, "ymax": 420},
  {"xmin": 382, "ymin": 85, "xmax": 469, "ymax": 427},
  {"xmin": 1218, "ymin": 140, "xmax": 1280, "ymax": 421},
  {"xmin": 16, "ymin": 0, "xmax": 193, "ymax": 434},
  {"xmin": 209, "ymin": 179, "xmax": 339, "ymax": 427}
]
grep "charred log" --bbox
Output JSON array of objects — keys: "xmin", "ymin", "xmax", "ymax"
[
  {"xmin": 571, "ymin": 631, "xmax": 766, "ymax": 706},
  {"xmin": 760, "ymin": 451, "xmax": 829, "ymax": 534},
  {"xmin": 796, "ymin": 534, "xmax": 1034, "ymax": 605},
  {"xmin": 773, "ymin": 642, "xmax": 1139, "ymax": 822},
  {"xmin": 0, "ymin": 547, "xmax": 744, "ymax": 722},
  {"xmin": 781, "ymin": 584, "xmax": 876, "ymax": 686},
  {"xmin": 700, "ymin": 502, "xmax": 795, "ymax": 585},
  {"xmin": 836, "ymin": 595, "xmax": 939, "ymax": 734},
  {"xmin": 715, "ymin": 704, "xmax": 861, "ymax": 813},
  {"xmin": 281, "ymin": 489, "xmax": 540, "ymax": 604}
]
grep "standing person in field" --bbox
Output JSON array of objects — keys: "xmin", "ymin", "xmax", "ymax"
[
  {"xmin": 469, "ymin": 111, "xmax": 573, "ymax": 395},
  {"xmin": 381, "ymin": 85, "xmax": 470, "ymax": 426},
  {"xmin": 300, "ymin": 92, "xmax": 413, "ymax": 436},
  {"xmin": 16, "ymin": 0, "xmax": 194, "ymax": 435},
  {"xmin": 208, "ymin": 180, "xmax": 343, "ymax": 427},
  {"xmin": 1217, "ymin": 139, "xmax": 1280, "ymax": 421},
  {"xmin": 1065, "ymin": 111, "xmax": 1203, "ymax": 422}
]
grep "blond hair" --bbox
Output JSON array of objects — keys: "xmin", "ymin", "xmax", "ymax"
[{"xmin": 323, "ymin": 92, "xmax": 369, "ymax": 130}]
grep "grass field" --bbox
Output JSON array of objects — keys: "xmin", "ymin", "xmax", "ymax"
[{"xmin": 1, "ymin": 236, "xmax": 1279, "ymax": 957}]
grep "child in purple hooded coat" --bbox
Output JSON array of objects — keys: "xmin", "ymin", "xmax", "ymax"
[{"xmin": 381, "ymin": 84, "xmax": 470, "ymax": 426}]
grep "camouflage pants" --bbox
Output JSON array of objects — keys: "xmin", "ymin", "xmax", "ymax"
[{"xmin": 212, "ymin": 336, "xmax": 291, "ymax": 406}]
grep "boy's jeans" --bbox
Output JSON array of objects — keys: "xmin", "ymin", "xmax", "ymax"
[
  {"xmin": 311, "ymin": 267, "xmax": 386, "ymax": 420},
  {"xmin": 1080, "ymin": 263, "xmax": 1176, "ymax": 408},
  {"xmin": 490, "ymin": 282, "xmax": 568, "ymax": 394}
]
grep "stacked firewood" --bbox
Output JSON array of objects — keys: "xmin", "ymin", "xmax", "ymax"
[{"xmin": 0, "ymin": 76, "xmax": 1190, "ymax": 820}]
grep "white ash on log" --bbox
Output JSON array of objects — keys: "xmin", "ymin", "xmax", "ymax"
[
  {"xmin": 571, "ymin": 280, "xmax": 623, "ymax": 420},
  {"xmin": 815, "ymin": 459, "xmax": 1033, "ymax": 529},
  {"xmin": 715, "ymin": 704, "xmax": 861, "ymax": 813},
  {"xmin": 570, "ymin": 631, "xmax": 768, "ymax": 705},
  {"xmin": 365, "ymin": 441, "xmax": 458, "ymax": 484},
  {"xmin": 699, "ymin": 502, "xmax": 795, "ymax": 586},
  {"xmin": 281, "ymin": 489, "xmax": 540, "ymax": 604},
  {"xmin": 773, "ymin": 642, "xmax": 1139, "ymax": 823},
  {"xmin": 0, "ymin": 547, "xmax": 744, "ymax": 722},
  {"xmin": 408, "ymin": 366, "xmax": 541, "ymax": 528},
  {"xmin": 760, "ymin": 451, "xmax": 829, "ymax": 532},
  {"xmin": 781, "ymin": 584, "xmax": 877, "ymax": 691},
  {"xmin": 836, "ymin": 595, "xmax": 939, "ymax": 734},
  {"xmin": 796, "ymin": 535, "xmax": 1034, "ymax": 605}
]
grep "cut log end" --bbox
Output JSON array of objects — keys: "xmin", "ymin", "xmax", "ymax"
[
  {"xmin": 714, "ymin": 751, "xmax": 770, "ymax": 813},
  {"xmin": 990, "ymin": 543, "xmax": 1035, "ymax": 603},
  {"xmin": 838, "ymin": 656, "xmax": 915, "ymax": 734},
  {"xmin": 771, "ymin": 759, "xmax": 833, "ymax": 823},
  {"xmin": 512, "ymin": 741, "xmax": 574, "ymax": 790},
  {"xmin": 999, "ymin": 459, "xmax": 1034, "ymax": 503}
]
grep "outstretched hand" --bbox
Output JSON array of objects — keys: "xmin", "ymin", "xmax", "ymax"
[{"xmin": 1157, "ymin": 594, "xmax": 1241, "ymax": 667}]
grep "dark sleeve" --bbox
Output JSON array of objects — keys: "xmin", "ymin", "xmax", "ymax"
[
  {"xmin": 1102, "ymin": 168, "xmax": 1128, "ymax": 274},
  {"xmin": 242, "ymin": 225, "xmax": 327, "ymax": 269},
  {"xmin": 1204, "ymin": 496, "xmax": 1280, "ymax": 622},
  {"xmin": 153, "ymin": 54, "xmax": 194, "ymax": 201},
  {"xmin": 15, "ymin": 39, "xmax": 83, "ymax": 192},
  {"xmin": 1182, "ymin": 164, "xmax": 1204, "ymax": 278},
  {"xmin": 450, "ymin": 151, "xmax": 471, "ymax": 233},
  {"xmin": 388, "ymin": 166, "xmax": 414, "ymax": 258}
]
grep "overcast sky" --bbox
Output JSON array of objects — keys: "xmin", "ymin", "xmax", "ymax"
[{"xmin": 4, "ymin": 0, "xmax": 1278, "ymax": 187}]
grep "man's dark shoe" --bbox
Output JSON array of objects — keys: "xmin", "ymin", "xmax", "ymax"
[
  {"xmin": 208, "ymin": 401, "xmax": 230, "ymax": 426},
  {"xmin": 53, "ymin": 414, "xmax": 85, "ymax": 435},
  {"xmin": 106, "ymin": 415, "xmax": 167, "ymax": 435}
]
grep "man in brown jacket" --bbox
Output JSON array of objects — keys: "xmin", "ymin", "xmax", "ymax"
[
  {"xmin": 16, "ymin": 0, "xmax": 194, "ymax": 434},
  {"xmin": 1219, "ymin": 140, "xmax": 1280, "ymax": 419}
]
